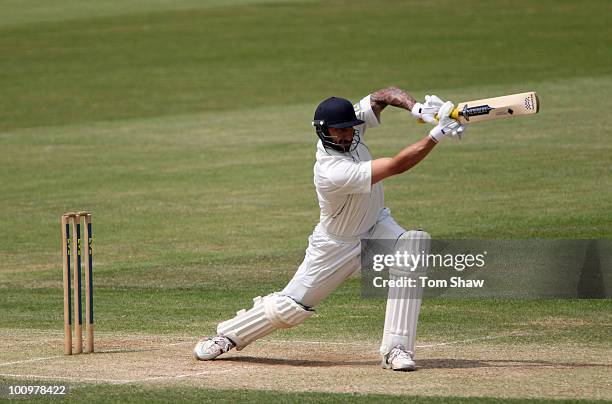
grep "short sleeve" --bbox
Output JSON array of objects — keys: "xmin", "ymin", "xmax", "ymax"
[
  {"xmin": 353, "ymin": 95, "xmax": 380, "ymax": 129},
  {"xmin": 316, "ymin": 158, "xmax": 372, "ymax": 195}
]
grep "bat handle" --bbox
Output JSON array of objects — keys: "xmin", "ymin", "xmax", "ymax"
[{"xmin": 416, "ymin": 108, "xmax": 460, "ymax": 124}]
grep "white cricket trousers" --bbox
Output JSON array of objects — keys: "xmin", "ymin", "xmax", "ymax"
[{"xmin": 282, "ymin": 208, "xmax": 407, "ymax": 307}]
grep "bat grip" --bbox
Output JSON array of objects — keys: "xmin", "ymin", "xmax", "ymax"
[{"xmin": 417, "ymin": 108, "xmax": 460, "ymax": 124}]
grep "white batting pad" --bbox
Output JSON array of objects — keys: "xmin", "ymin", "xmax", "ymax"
[
  {"xmin": 217, "ymin": 293, "xmax": 314, "ymax": 350},
  {"xmin": 380, "ymin": 230, "xmax": 431, "ymax": 356}
]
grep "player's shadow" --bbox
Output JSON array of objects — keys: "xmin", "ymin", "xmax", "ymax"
[{"xmin": 219, "ymin": 356, "xmax": 378, "ymax": 367}]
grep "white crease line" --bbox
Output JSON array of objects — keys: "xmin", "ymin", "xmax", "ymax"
[
  {"xmin": 0, "ymin": 369, "xmax": 235, "ymax": 385},
  {"xmin": 417, "ymin": 333, "xmax": 535, "ymax": 348},
  {"xmin": 0, "ymin": 355, "xmax": 63, "ymax": 367},
  {"xmin": 0, "ymin": 373, "xmax": 133, "ymax": 384},
  {"xmin": 0, "ymin": 342, "xmax": 193, "ymax": 367},
  {"xmin": 132, "ymin": 369, "xmax": 234, "ymax": 384}
]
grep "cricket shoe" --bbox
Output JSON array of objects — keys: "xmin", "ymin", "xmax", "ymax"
[
  {"xmin": 193, "ymin": 336, "xmax": 235, "ymax": 361},
  {"xmin": 381, "ymin": 345, "xmax": 416, "ymax": 371}
]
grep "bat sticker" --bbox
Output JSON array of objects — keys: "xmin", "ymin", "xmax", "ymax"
[{"xmin": 459, "ymin": 104, "xmax": 494, "ymax": 121}]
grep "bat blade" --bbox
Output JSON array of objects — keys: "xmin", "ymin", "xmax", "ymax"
[{"xmin": 451, "ymin": 91, "xmax": 539, "ymax": 124}]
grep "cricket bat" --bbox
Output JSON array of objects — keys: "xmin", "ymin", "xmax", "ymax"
[{"xmin": 420, "ymin": 91, "xmax": 540, "ymax": 124}]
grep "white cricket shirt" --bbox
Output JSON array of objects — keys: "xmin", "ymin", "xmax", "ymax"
[{"xmin": 314, "ymin": 95, "xmax": 384, "ymax": 238}]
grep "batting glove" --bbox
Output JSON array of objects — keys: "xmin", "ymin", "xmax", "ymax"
[
  {"xmin": 428, "ymin": 101, "xmax": 468, "ymax": 143},
  {"xmin": 411, "ymin": 95, "xmax": 444, "ymax": 125}
]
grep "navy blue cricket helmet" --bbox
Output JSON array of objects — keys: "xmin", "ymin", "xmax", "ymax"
[{"xmin": 312, "ymin": 97, "xmax": 364, "ymax": 152}]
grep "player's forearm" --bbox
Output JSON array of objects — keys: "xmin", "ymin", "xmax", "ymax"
[
  {"xmin": 390, "ymin": 136, "xmax": 437, "ymax": 174},
  {"xmin": 370, "ymin": 87, "xmax": 418, "ymax": 120},
  {"xmin": 371, "ymin": 136, "xmax": 437, "ymax": 184}
]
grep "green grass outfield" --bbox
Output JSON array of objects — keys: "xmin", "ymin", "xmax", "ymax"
[
  {"xmin": 0, "ymin": 382, "xmax": 599, "ymax": 404},
  {"xmin": 1, "ymin": 0, "xmax": 611, "ymax": 402}
]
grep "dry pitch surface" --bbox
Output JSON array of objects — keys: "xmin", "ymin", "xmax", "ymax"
[{"xmin": 1, "ymin": 330, "xmax": 610, "ymax": 400}]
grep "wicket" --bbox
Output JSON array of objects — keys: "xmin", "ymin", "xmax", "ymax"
[{"xmin": 62, "ymin": 211, "xmax": 94, "ymax": 355}]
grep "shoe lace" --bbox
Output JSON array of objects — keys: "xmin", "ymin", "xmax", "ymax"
[
  {"xmin": 211, "ymin": 336, "xmax": 235, "ymax": 353},
  {"xmin": 388, "ymin": 346, "xmax": 412, "ymax": 362}
]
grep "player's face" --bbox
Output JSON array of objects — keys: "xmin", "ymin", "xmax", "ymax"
[{"xmin": 328, "ymin": 127, "xmax": 355, "ymax": 151}]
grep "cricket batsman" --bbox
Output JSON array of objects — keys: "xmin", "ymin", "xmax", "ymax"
[{"xmin": 194, "ymin": 87, "xmax": 466, "ymax": 371}]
